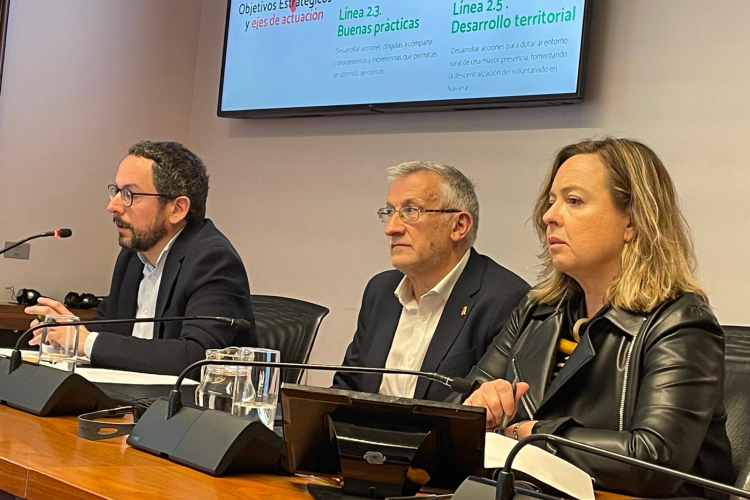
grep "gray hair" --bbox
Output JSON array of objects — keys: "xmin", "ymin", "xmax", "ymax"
[{"xmin": 386, "ymin": 161, "xmax": 479, "ymax": 246}]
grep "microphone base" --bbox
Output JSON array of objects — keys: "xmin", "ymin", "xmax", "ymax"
[
  {"xmin": 0, "ymin": 358, "xmax": 117, "ymax": 416},
  {"xmin": 452, "ymin": 476, "xmax": 566, "ymax": 500},
  {"xmin": 127, "ymin": 398, "xmax": 288, "ymax": 476},
  {"xmin": 497, "ymin": 470, "xmax": 517, "ymax": 500},
  {"xmin": 308, "ymin": 484, "xmax": 377, "ymax": 500}
]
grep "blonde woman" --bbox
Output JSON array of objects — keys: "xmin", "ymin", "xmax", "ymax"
[{"xmin": 454, "ymin": 138, "xmax": 734, "ymax": 497}]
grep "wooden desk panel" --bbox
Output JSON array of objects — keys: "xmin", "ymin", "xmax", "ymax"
[
  {"xmin": 0, "ymin": 405, "xmax": 36, "ymax": 498},
  {"xmin": 0, "ymin": 406, "xmax": 314, "ymax": 500},
  {"xmin": 28, "ymin": 467, "xmax": 313, "ymax": 500},
  {"xmin": 0, "ymin": 458, "xmax": 27, "ymax": 498}
]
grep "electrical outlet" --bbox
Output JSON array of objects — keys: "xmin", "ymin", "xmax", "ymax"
[{"xmin": 3, "ymin": 242, "xmax": 30, "ymax": 260}]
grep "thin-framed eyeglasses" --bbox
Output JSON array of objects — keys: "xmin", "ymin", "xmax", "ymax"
[
  {"xmin": 377, "ymin": 206, "xmax": 461, "ymax": 223},
  {"xmin": 108, "ymin": 184, "xmax": 171, "ymax": 208}
]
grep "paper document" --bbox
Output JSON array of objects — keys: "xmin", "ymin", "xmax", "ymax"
[
  {"xmin": 77, "ymin": 368, "xmax": 197, "ymax": 386},
  {"xmin": 0, "ymin": 349, "xmax": 196, "ymax": 386},
  {"xmin": 0, "ymin": 348, "xmax": 39, "ymax": 359},
  {"xmin": 485, "ymin": 432, "xmax": 595, "ymax": 499}
]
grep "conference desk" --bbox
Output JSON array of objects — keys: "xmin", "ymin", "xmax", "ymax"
[
  {"xmin": 0, "ymin": 405, "xmax": 314, "ymax": 500},
  {"xmin": 0, "ymin": 395, "xmax": 629, "ymax": 500}
]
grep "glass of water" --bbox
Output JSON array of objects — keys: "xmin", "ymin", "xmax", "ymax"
[
  {"xmin": 195, "ymin": 347, "xmax": 252, "ymax": 413},
  {"xmin": 39, "ymin": 314, "xmax": 79, "ymax": 373},
  {"xmin": 231, "ymin": 348, "xmax": 280, "ymax": 430}
]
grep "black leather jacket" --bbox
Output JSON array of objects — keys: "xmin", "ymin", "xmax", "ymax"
[{"xmin": 451, "ymin": 292, "xmax": 735, "ymax": 498}]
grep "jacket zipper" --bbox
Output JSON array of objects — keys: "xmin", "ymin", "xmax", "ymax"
[
  {"xmin": 618, "ymin": 341, "xmax": 635, "ymax": 431},
  {"xmin": 618, "ymin": 318, "xmax": 648, "ymax": 431},
  {"xmin": 512, "ymin": 358, "xmax": 535, "ymax": 419}
]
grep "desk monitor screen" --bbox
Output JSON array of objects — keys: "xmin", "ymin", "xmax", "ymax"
[
  {"xmin": 218, "ymin": 0, "xmax": 592, "ymax": 117},
  {"xmin": 281, "ymin": 384, "xmax": 486, "ymax": 498}
]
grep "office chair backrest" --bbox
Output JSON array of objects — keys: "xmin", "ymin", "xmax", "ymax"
[
  {"xmin": 722, "ymin": 325, "xmax": 750, "ymax": 487},
  {"xmin": 251, "ymin": 295, "xmax": 329, "ymax": 384},
  {"xmin": 732, "ymin": 457, "xmax": 750, "ymax": 500}
]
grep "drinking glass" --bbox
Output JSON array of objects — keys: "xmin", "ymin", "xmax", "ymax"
[
  {"xmin": 195, "ymin": 347, "xmax": 252, "ymax": 413},
  {"xmin": 231, "ymin": 348, "xmax": 280, "ymax": 430},
  {"xmin": 39, "ymin": 314, "xmax": 79, "ymax": 373}
]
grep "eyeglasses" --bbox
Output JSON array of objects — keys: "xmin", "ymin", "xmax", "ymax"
[
  {"xmin": 108, "ymin": 184, "xmax": 172, "ymax": 207},
  {"xmin": 377, "ymin": 206, "xmax": 461, "ymax": 223}
]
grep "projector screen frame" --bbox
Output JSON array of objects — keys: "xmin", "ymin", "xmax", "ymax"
[{"xmin": 217, "ymin": 0, "xmax": 593, "ymax": 119}]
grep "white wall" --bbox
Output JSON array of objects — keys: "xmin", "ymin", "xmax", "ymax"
[
  {"xmin": 1, "ymin": 1, "xmax": 748, "ymax": 387},
  {"xmin": 0, "ymin": 0, "xmax": 203, "ymax": 299},
  {"xmin": 187, "ymin": 0, "xmax": 750, "ymax": 386}
]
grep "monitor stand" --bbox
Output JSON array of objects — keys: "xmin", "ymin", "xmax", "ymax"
[{"xmin": 308, "ymin": 411, "xmax": 434, "ymax": 499}]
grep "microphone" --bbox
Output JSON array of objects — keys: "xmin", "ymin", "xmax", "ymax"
[
  {"xmin": 165, "ymin": 358, "xmax": 473, "ymax": 419},
  {"xmin": 43, "ymin": 228, "xmax": 73, "ymax": 238},
  {"xmin": 0, "ymin": 228, "xmax": 72, "ymax": 255},
  {"xmin": 495, "ymin": 434, "xmax": 750, "ymax": 500},
  {"xmin": 0, "ymin": 315, "xmax": 251, "ymax": 416}
]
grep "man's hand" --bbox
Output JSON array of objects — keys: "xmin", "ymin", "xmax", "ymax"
[
  {"xmin": 463, "ymin": 379, "xmax": 529, "ymax": 431},
  {"xmin": 24, "ymin": 297, "xmax": 90, "ymax": 356}
]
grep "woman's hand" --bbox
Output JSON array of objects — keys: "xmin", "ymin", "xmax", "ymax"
[
  {"xmin": 504, "ymin": 420, "xmax": 536, "ymax": 440},
  {"xmin": 463, "ymin": 379, "xmax": 529, "ymax": 430}
]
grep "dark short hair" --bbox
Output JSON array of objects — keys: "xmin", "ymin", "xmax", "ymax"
[{"xmin": 128, "ymin": 141, "xmax": 209, "ymax": 226}]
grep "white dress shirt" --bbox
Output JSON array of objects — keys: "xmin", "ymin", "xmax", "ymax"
[
  {"xmin": 84, "ymin": 229, "xmax": 184, "ymax": 358},
  {"xmin": 378, "ymin": 249, "xmax": 471, "ymax": 398}
]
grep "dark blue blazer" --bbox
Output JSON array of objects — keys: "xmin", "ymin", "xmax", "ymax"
[
  {"xmin": 332, "ymin": 249, "xmax": 529, "ymax": 401},
  {"xmin": 91, "ymin": 219, "xmax": 257, "ymax": 375}
]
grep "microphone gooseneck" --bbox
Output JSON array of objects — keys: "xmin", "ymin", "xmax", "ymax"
[
  {"xmin": 0, "ymin": 228, "xmax": 73, "ymax": 255},
  {"xmin": 497, "ymin": 434, "xmax": 750, "ymax": 500}
]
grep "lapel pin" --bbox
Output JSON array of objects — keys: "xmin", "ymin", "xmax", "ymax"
[{"xmin": 460, "ymin": 306, "xmax": 467, "ymax": 317}]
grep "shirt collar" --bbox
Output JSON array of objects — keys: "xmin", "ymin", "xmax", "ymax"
[
  {"xmin": 137, "ymin": 227, "xmax": 184, "ymax": 271},
  {"xmin": 394, "ymin": 248, "xmax": 472, "ymax": 306}
]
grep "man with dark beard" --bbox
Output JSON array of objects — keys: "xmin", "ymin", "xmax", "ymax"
[{"xmin": 25, "ymin": 141, "xmax": 257, "ymax": 375}]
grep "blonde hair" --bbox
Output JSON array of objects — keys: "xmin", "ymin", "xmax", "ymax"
[{"xmin": 530, "ymin": 138, "xmax": 707, "ymax": 313}]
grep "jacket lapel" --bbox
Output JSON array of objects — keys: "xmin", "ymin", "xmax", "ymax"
[
  {"xmin": 153, "ymin": 225, "xmax": 196, "ymax": 338},
  {"xmin": 510, "ymin": 305, "xmax": 562, "ymax": 413},
  {"xmin": 414, "ymin": 249, "xmax": 483, "ymax": 399},
  {"xmin": 534, "ymin": 307, "xmax": 642, "ymax": 413},
  {"xmin": 537, "ymin": 330, "xmax": 596, "ymax": 409},
  {"xmin": 360, "ymin": 294, "xmax": 402, "ymax": 394}
]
